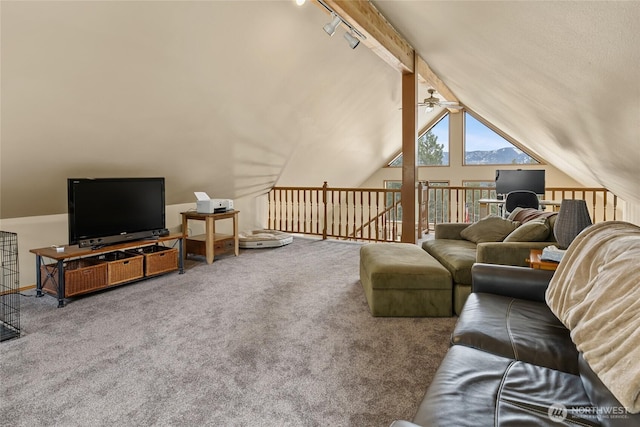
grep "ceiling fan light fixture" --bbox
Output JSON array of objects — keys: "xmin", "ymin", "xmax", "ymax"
[
  {"xmin": 323, "ymin": 14, "xmax": 341, "ymax": 36},
  {"xmin": 425, "ymin": 89, "xmax": 439, "ymax": 104},
  {"xmin": 419, "ymin": 88, "xmax": 462, "ymax": 111}
]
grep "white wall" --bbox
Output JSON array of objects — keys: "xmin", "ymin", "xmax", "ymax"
[{"xmin": 624, "ymin": 202, "xmax": 640, "ymax": 225}]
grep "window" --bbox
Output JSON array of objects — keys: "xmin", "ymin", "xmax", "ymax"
[
  {"xmin": 389, "ymin": 114, "xmax": 449, "ymax": 166},
  {"xmin": 464, "ymin": 112, "xmax": 539, "ymax": 165}
]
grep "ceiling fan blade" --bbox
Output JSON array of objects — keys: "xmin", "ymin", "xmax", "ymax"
[{"xmin": 439, "ymin": 101, "xmax": 463, "ymax": 109}]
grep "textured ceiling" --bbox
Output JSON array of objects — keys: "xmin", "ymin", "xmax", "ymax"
[{"xmin": 1, "ymin": 1, "xmax": 638, "ymax": 219}]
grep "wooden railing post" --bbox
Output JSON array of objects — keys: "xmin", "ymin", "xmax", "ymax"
[
  {"xmin": 322, "ymin": 181, "xmax": 328, "ymax": 240},
  {"xmin": 268, "ymin": 190, "xmax": 272, "ymax": 229},
  {"xmin": 417, "ymin": 181, "xmax": 424, "ymax": 237}
]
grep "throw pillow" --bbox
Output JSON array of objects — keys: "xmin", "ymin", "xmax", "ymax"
[
  {"xmin": 507, "ymin": 207, "xmax": 524, "ymax": 221},
  {"xmin": 509, "ymin": 207, "xmax": 558, "ymax": 224},
  {"xmin": 460, "ymin": 215, "xmax": 520, "ymax": 243},
  {"xmin": 504, "ymin": 217, "xmax": 550, "ymax": 242}
]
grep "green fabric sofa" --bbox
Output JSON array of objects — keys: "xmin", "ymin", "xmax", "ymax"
[{"xmin": 422, "ymin": 210, "xmax": 558, "ymax": 315}]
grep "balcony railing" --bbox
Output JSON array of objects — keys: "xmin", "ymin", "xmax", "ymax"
[
  {"xmin": 419, "ymin": 185, "xmax": 618, "ymax": 233},
  {"xmin": 268, "ymin": 182, "xmax": 402, "ymax": 242},
  {"xmin": 268, "ymin": 182, "xmax": 619, "ymax": 243}
]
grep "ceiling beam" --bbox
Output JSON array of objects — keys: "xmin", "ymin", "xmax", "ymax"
[
  {"xmin": 416, "ymin": 56, "xmax": 459, "ymax": 103},
  {"xmin": 320, "ymin": 0, "xmax": 414, "ymax": 73},
  {"xmin": 318, "ymin": 1, "xmax": 459, "ymax": 104}
]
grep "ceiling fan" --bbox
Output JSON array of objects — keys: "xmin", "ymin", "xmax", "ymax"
[{"xmin": 419, "ymin": 89, "xmax": 462, "ymax": 112}]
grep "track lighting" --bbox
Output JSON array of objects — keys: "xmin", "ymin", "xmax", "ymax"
[
  {"xmin": 323, "ymin": 14, "xmax": 341, "ymax": 36},
  {"xmin": 343, "ymin": 31, "xmax": 360, "ymax": 49},
  {"xmin": 316, "ymin": 0, "xmax": 366, "ymax": 49}
]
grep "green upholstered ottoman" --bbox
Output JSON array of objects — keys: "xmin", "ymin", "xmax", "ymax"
[{"xmin": 359, "ymin": 243, "xmax": 452, "ymax": 317}]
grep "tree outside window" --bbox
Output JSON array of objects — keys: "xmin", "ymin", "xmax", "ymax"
[{"xmin": 389, "ymin": 115, "xmax": 449, "ymax": 166}]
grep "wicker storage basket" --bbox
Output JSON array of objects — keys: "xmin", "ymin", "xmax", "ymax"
[
  {"xmin": 93, "ymin": 251, "xmax": 144, "ymax": 286},
  {"xmin": 41, "ymin": 259, "xmax": 108, "ymax": 297},
  {"xmin": 126, "ymin": 245, "xmax": 178, "ymax": 276}
]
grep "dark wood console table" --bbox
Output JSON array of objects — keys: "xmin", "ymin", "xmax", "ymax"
[{"xmin": 30, "ymin": 233, "xmax": 184, "ymax": 308}]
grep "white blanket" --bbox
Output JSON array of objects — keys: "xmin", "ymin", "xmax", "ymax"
[{"xmin": 546, "ymin": 221, "xmax": 640, "ymax": 413}]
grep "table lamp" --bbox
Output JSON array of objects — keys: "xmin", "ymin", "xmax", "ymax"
[{"xmin": 553, "ymin": 199, "xmax": 592, "ymax": 249}]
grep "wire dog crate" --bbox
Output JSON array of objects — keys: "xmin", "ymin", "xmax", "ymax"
[{"xmin": 1, "ymin": 231, "xmax": 20, "ymax": 341}]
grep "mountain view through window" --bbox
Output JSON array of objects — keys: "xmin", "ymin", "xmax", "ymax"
[
  {"xmin": 464, "ymin": 112, "xmax": 538, "ymax": 165},
  {"xmin": 389, "ymin": 112, "xmax": 538, "ymax": 166}
]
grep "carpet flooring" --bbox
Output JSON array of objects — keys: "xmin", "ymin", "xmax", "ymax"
[{"xmin": 1, "ymin": 236, "xmax": 456, "ymax": 427}]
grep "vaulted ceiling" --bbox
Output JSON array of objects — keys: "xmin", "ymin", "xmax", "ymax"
[
  {"xmin": 1, "ymin": 1, "xmax": 638, "ymax": 219},
  {"xmin": 374, "ymin": 0, "xmax": 640, "ymax": 204}
]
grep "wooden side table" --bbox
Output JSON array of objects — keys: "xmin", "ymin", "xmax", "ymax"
[
  {"xmin": 181, "ymin": 210, "xmax": 239, "ymax": 264},
  {"xmin": 527, "ymin": 249, "xmax": 559, "ymax": 271}
]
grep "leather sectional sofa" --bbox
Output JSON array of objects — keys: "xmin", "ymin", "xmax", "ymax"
[{"xmin": 394, "ymin": 221, "xmax": 640, "ymax": 426}]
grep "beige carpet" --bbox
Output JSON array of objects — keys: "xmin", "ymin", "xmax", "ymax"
[{"xmin": 1, "ymin": 236, "xmax": 456, "ymax": 427}]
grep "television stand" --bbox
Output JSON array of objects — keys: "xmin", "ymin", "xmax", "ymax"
[{"xmin": 30, "ymin": 233, "xmax": 184, "ymax": 308}]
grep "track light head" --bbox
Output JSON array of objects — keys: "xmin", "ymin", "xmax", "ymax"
[
  {"xmin": 343, "ymin": 31, "xmax": 360, "ymax": 49},
  {"xmin": 323, "ymin": 14, "xmax": 341, "ymax": 36}
]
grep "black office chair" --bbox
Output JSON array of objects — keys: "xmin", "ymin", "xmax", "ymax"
[{"xmin": 504, "ymin": 190, "xmax": 540, "ymax": 216}]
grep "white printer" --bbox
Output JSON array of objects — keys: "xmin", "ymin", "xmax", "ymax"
[{"xmin": 194, "ymin": 192, "xmax": 234, "ymax": 214}]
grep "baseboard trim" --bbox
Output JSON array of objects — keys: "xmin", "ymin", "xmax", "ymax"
[{"xmin": 0, "ymin": 284, "xmax": 36, "ymax": 296}]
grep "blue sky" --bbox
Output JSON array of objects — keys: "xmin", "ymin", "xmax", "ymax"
[
  {"xmin": 465, "ymin": 114, "xmax": 513, "ymax": 152},
  {"xmin": 430, "ymin": 113, "xmax": 514, "ymax": 152}
]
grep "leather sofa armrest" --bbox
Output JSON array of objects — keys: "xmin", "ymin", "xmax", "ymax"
[
  {"xmin": 471, "ymin": 263, "xmax": 555, "ymax": 302},
  {"xmin": 434, "ymin": 223, "xmax": 470, "ymax": 240},
  {"xmin": 389, "ymin": 421, "xmax": 422, "ymax": 427}
]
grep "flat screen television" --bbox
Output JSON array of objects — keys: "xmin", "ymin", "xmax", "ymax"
[
  {"xmin": 495, "ymin": 169, "xmax": 545, "ymax": 196},
  {"xmin": 68, "ymin": 177, "xmax": 167, "ymax": 248}
]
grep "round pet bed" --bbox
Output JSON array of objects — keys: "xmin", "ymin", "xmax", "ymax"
[{"xmin": 239, "ymin": 229, "xmax": 293, "ymax": 249}]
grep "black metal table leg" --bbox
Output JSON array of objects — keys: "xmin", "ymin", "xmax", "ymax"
[
  {"xmin": 35, "ymin": 255, "xmax": 43, "ymax": 297},
  {"xmin": 178, "ymin": 238, "xmax": 184, "ymax": 274},
  {"xmin": 56, "ymin": 260, "xmax": 65, "ymax": 308}
]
